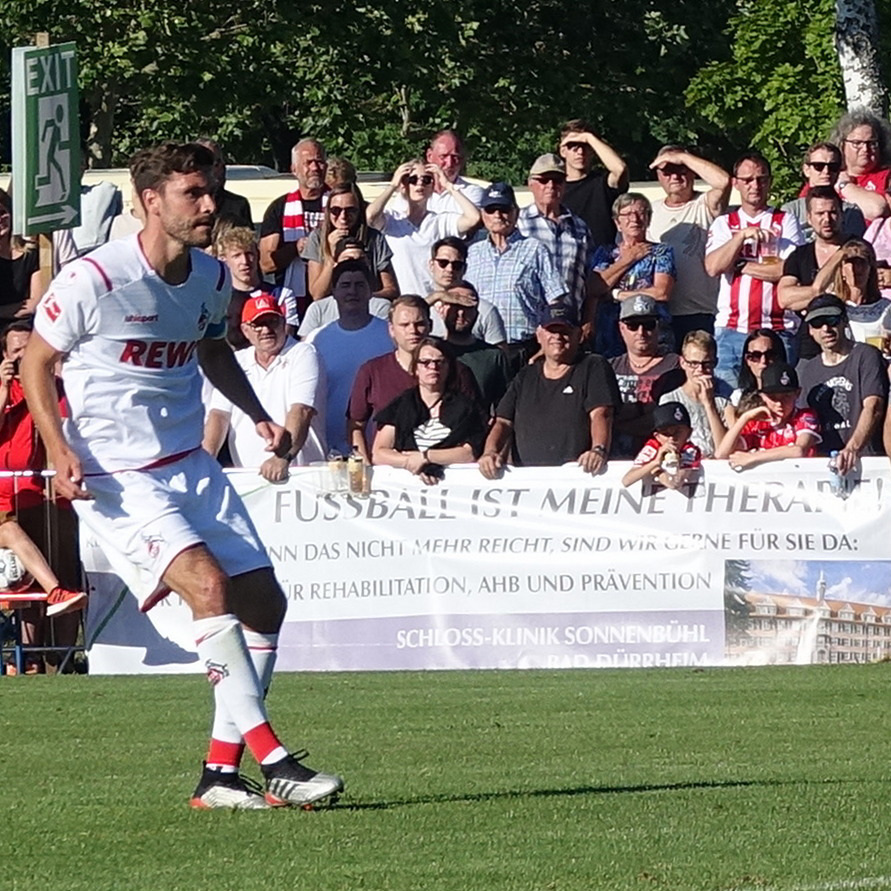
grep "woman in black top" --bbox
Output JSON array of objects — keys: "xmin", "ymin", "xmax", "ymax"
[
  {"xmin": 373, "ymin": 337, "xmax": 485, "ymax": 485},
  {"xmin": 0, "ymin": 189, "xmax": 41, "ymax": 320}
]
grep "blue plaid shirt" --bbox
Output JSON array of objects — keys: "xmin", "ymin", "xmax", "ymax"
[
  {"xmin": 465, "ymin": 230, "xmax": 567, "ymax": 342},
  {"xmin": 518, "ymin": 203, "xmax": 596, "ymax": 313}
]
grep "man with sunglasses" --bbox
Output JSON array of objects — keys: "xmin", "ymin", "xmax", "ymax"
[
  {"xmin": 781, "ymin": 142, "xmax": 872, "ymax": 239},
  {"xmin": 558, "ymin": 118, "xmax": 629, "ymax": 246},
  {"xmin": 427, "ymin": 236, "xmax": 506, "ymax": 346},
  {"xmin": 647, "ymin": 146, "xmax": 731, "ymax": 342},
  {"xmin": 705, "ymin": 151, "xmax": 805, "ymax": 388},
  {"xmin": 203, "ymin": 295, "xmax": 325, "ymax": 481},
  {"xmin": 798, "ymin": 294, "xmax": 887, "ymax": 472},
  {"xmin": 609, "ymin": 295, "xmax": 684, "ymax": 458},
  {"xmin": 465, "ymin": 182, "xmax": 566, "ymax": 364}
]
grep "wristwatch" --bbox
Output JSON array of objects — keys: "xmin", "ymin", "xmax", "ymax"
[{"xmin": 591, "ymin": 444, "xmax": 607, "ymax": 456}]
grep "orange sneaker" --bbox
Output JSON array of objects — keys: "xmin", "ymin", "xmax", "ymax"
[{"xmin": 45, "ymin": 587, "xmax": 87, "ymax": 618}]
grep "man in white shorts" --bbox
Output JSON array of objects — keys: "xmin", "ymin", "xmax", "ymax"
[{"xmin": 21, "ymin": 142, "xmax": 344, "ymax": 810}]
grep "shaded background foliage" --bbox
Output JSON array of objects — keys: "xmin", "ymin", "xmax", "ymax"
[{"xmin": 0, "ymin": 0, "xmax": 885, "ymax": 202}]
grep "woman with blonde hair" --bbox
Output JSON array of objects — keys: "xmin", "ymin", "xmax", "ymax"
[{"xmin": 831, "ymin": 238, "xmax": 891, "ymax": 345}]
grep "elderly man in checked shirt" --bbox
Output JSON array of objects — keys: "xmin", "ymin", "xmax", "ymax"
[{"xmin": 465, "ymin": 181, "xmax": 567, "ymax": 367}]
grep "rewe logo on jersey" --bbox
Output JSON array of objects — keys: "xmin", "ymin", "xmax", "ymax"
[{"xmin": 119, "ymin": 339, "xmax": 198, "ymax": 368}]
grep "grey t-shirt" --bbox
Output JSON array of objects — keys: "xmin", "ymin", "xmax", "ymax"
[{"xmin": 298, "ymin": 295, "xmax": 392, "ymax": 339}]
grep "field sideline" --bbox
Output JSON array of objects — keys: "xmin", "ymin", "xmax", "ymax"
[{"xmin": 2, "ymin": 665, "xmax": 890, "ymax": 890}]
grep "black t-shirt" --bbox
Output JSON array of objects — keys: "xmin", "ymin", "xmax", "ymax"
[
  {"xmin": 496, "ymin": 354, "xmax": 621, "ymax": 466},
  {"xmin": 0, "ymin": 251, "xmax": 38, "ymax": 308},
  {"xmin": 563, "ymin": 172, "xmax": 622, "ymax": 247},
  {"xmin": 783, "ymin": 242, "xmax": 821, "ymax": 361},
  {"xmin": 216, "ymin": 189, "xmax": 254, "ymax": 228},
  {"xmin": 797, "ymin": 342, "xmax": 888, "ymax": 454},
  {"xmin": 450, "ymin": 341, "xmax": 513, "ymax": 416}
]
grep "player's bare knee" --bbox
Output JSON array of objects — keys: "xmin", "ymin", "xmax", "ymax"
[{"xmin": 183, "ymin": 569, "xmax": 230, "ymax": 618}]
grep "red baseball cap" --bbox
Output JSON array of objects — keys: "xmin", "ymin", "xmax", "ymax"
[{"xmin": 242, "ymin": 293, "xmax": 285, "ymax": 325}]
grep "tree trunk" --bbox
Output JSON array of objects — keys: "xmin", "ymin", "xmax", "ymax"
[
  {"xmin": 86, "ymin": 84, "xmax": 117, "ymax": 168},
  {"xmin": 836, "ymin": 0, "xmax": 887, "ymax": 114}
]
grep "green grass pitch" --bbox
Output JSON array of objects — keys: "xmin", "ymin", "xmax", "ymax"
[{"xmin": 2, "ymin": 665, "xmax": 891, "ymax": 891}]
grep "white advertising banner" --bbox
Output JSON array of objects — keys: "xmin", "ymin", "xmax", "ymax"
[{"xmin": 84, "ymin": 459, "xmax": 891, "ymax": 674}]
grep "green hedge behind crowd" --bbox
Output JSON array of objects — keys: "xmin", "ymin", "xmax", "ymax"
[{"xmin": 0, "ymin": 0, "xmax": 888, "ymax": 199}]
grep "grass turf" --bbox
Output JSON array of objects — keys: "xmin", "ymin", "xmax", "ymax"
[{"xmin": 2, "ymin": 665, "xmax": 890, "ymax": 891}]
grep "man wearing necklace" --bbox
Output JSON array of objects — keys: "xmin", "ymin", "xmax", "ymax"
[
  {"xmin": 609, "ymin": 294, "xmax": 684, "ymax": 458},
  {"xmin": 797, "ymin": 294, "xmax": 886, "ymax": 470},
  {"xmin": 478, "ymin": 307, "xmax": 619, "ymax": 476}
]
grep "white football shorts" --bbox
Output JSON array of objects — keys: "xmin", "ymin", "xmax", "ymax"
[{"xmin": 74, "ymin": 448, "xmax": 271, "ymax": 611}]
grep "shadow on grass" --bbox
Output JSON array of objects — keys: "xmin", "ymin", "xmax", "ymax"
[{"xmin": 337, "ymin": 776, "xmax": 863, "ymax": 812}]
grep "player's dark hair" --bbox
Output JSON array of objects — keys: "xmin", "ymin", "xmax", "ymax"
[
  {"xmin": 805, "ymin": 185, "xmax": 842, "ymax": 212},
  {"xmin": 431, "ymin": 236, "xmax": 467, "ymax": 261},
  {"xmin": 732, "ymin": 151, "xmax": 771, "ymax": 178},
  {"xmin": 331, "ymin": 258, "xmax": 372, "ymax": 290},
  {"xmin": 129, "ymin": 143, "xmax": 216, "ymax": 196}
]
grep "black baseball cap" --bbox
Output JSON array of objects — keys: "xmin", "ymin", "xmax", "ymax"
[
  {"xmin": 481, "ymin": 181, "xmax": 516, "ymax": 210},
  {"xmin": 653, "ymin": 401, "xmax": 691, "ymax": 430},
  {"xmin": 804, "ymin": 293, "xmax": 846, "ymax": 324},
  {"xmin": 760, "ymin": 362, "xmax": 799, "ymax": 393}
]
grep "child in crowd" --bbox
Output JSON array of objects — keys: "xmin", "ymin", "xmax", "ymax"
[
  {"xmin": 715, "ymin": 362, "xmax": 821, "ymax": 471},
  {"xmin": 622, "ymin": 401, "xmax": 702, "ymax": 490}
]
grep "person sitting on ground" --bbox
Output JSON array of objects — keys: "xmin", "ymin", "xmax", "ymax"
[
  {"xmin": 434, "ymin": 281, "xmax": 512, "ymax": 415},
  {"xmin": 622, "ymin": 401, "xmax": 702, "ymax": 491},
  {"xmin": 724, "ymin": 328, "xmax": 789, "ymax": 424},
  {"xmin": 609, "ymin": 294, "xmax": 684, "ymax": 458},
  {"xmin": 715, "ymin": 362, "xmax": 821, "ymax": 471},
  {"xmin": 478, "ymin": 308, "xmax": 620, "ymax": 476},
  {"xmin": 215, "ymin": 225, "xmax": 295, "ymax": 347},
  {"xmin": 367, "ymin": 158, "xmax": 480, "ymax": 297},
  {"xmin": 427, "ymin": 236, "xmax": 507, "ymax": 346},
  {"xmin": 372, "ymin": 337, "xmax": 486, "ymax": 486},
  {"xmin": 593, "ymin": 192, "xmax": 676, "ymax": 357},
  {"xmin": 658, "ymin": 330, "xmax": 730, "ymax": 457},
  {"xmin": 830, "ymin": 238, "xmax": 891, "ymax": 345},
  {"xmin": 797, "ymin": 293, "xmax": 887, "ymax": 470},
  {"xmin": 303, "ymin": 183, "xmax": 398, "ymax": 302}
]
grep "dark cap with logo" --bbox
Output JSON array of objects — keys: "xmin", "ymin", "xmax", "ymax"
[
  {"xmin": 482, "ymin": 181, "xmax": 517, "ymax": 210},
  {"xmin": 619, "ymin": 294, "xmax": 659, "ymax": 321},
  {"xmin": 804, "ymin": 293, "xmax": 846, "ymax": 324},
  {"xmin": 759, "ymin": 361, "xmax": 799, "ymax": 393},
  {"xmin": 652, "ymin": 401, "xmax": 691, "ymax": 430}
]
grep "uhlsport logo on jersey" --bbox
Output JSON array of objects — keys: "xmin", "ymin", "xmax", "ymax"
[{"xmin": 205, "ymin": 660, "xmax": 229, "ymax": 686}]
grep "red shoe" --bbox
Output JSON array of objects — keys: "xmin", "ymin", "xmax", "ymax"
[{"xmin": 45, "ymin": 587, "xmax": 87, "ymax": 618}]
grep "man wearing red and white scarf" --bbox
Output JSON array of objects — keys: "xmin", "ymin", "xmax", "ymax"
[{"xmin": 259, "ymin": 138, "xmax": 328, "ymax": 319}]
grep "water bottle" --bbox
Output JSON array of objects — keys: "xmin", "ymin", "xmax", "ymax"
[{"xmin": 828, "ymin": 451, "xmax": 847, "ymax": 499}]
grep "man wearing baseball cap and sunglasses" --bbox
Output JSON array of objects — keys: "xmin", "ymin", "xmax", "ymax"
[{"xmin": 798, "ymin": 293, "xmax": 887, "ymax": 473}]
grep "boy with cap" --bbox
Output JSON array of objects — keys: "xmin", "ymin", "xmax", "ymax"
[
  {"xmin": 797, "ymin": 293, "xmax": 887, "ymax": 470},
  {"xmin": 715, "ymin": 362, "xmax": 821, "ymax": 471},
  {"xmin": 622, "ymin": 401, "xmax": 702, "ymax": 490}
]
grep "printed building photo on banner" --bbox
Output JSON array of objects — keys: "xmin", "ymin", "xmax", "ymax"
[{"xmin": 724, "ymin": 559, "xmax": 891, "ymax": 666}]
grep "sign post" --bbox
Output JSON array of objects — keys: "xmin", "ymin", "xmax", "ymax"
[{"xmin": 10, "ymin": 39, "xmax": 81, "ymax": 237}]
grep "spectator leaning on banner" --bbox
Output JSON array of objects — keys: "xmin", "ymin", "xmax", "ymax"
[
  {"xmin": 797, "ymin": 293, "xmax": 887, "ymax": 471},
  {"xmin": 479, "ymin": 306, "xmax": 620, "ymax": 477},
  {"xmin": 203, "ymin": 295, "xmax": 326, "ymax": 480}
]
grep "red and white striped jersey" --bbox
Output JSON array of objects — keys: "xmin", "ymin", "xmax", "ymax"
[{"xmin": 706, "ymin": 207, "xmax": 804, "ymax": 332}]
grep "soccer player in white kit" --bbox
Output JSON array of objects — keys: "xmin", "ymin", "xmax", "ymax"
[{"xmin": 21, "ymin": 143, "xmax": 344, "ymax": 810}]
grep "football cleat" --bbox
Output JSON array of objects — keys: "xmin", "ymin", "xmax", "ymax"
[
  {"xmin": 190, "ymin": 765, "xmax": 271, "ymax": 810},
  {"xmin": 262, "ymin": 750, "xmax": 344, "ymax": 808},
  {"xmin": 45, "ymin": 587, "xmax": 88, "ymax": 618}
]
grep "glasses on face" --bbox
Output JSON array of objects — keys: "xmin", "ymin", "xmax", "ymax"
[
  {"xmin": 622, "ymin": 319, "xmax": 657, "ymax": 332},
  {"xmin": 683, "ymin": 357, "xmax": 715, "ymax": 370},
  {"xmin": 433, "ymin": 257, "xmax": 465, "ymax": 269},
  {"xmin": 736, "ymin": 175, "xmax": 770, "ymax": 185},
  {"xmin": 531, "ymin": 175, "xmax": 563, "ymax": 185},
  {"xmin": 845, "ymin": 138, "xmax": 879, "ymax": 150},
  {"xmin": 745, "ymin": 349, "xmax": 778, "ymax": 362},
  {"xmin": 807, "ymin": 161, "xmax": 841, "ymax": 173},
  {"xmin": 482, "ymin": 205, "xmax": 511, "ymax": 215},
  {"xmin": 247, "ymin": 316, "xmax": 283, "ymax": 330},
  {"xmin": 329, "ymin": 205, "xmax": 358, "ymax": 219},
  {"xmin": 404, "ymin": 174, "xmax": 434, "ymax": 186},
  {"xmin": 659, "ymin": 164, "xmax": 689, "ymax": 177},
  {"xmin": 807, "ymin": 315, "xmax": 843, "ymax": 329},
  {"xmin": 563, "ymin": 142, "xmax": 587, "ymax": 151},
  {"xmin": 417, "ymin": 358, "xmax": 446, "ymax": 368}
]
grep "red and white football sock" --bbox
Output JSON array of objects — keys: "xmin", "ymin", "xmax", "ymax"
[{"xmin": 194, "ymin": 615, "xmax": 287, "ymax": 767}]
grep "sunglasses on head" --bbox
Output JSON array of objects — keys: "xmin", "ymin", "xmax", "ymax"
[
  {"xmin": 745, "ymin": 349, "xmax": 778, "ymax": 362},
  {"xmin": 622, "ymin": 318, "xmax": 657, "ymax": 332},
  {"xmin": 433, "ymin": 257, "xmax": 465, "ymax": 269},
  {"xmin": 807, "ymin": 315, "xmax": 843, "ymax": 329},
  {"xmin": 807, "ymin": 161, "xmax": 841, "ymax": 173},
  {"xmin": 329, "ymin": 205, "xmax": 358, "ymax": 218},
  {"xmin": 404, "ymin": 174, "xmax": 434, "ymax": 186}
]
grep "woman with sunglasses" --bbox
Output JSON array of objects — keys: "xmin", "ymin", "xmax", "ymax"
[
  {"xmin": 724, "ymin": 328, "xmax": 788, "ymax": 424},
  {"xmin": 367, "ymin": 159, "xmax": 480, "ymax": 299},
  {"xmin": 372, "ymin": 337, "xmax": 485, "ymax": 486},
  {"xmin": 830, "ymin": 239, "xmax": 891, "ymax": 347},
  {"xmin": 304, "ymin": 183, "xmax": 398, "ymax": 302}
]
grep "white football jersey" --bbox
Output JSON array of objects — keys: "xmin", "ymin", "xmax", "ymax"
[{"xmin": 35, "ymin": 234, "xmax": 230, "ymax": 474}]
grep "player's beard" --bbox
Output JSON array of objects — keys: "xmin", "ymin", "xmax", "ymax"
[{"xmin": 162, "ymin": 212, "xmax": 215, "ymax": 249}]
